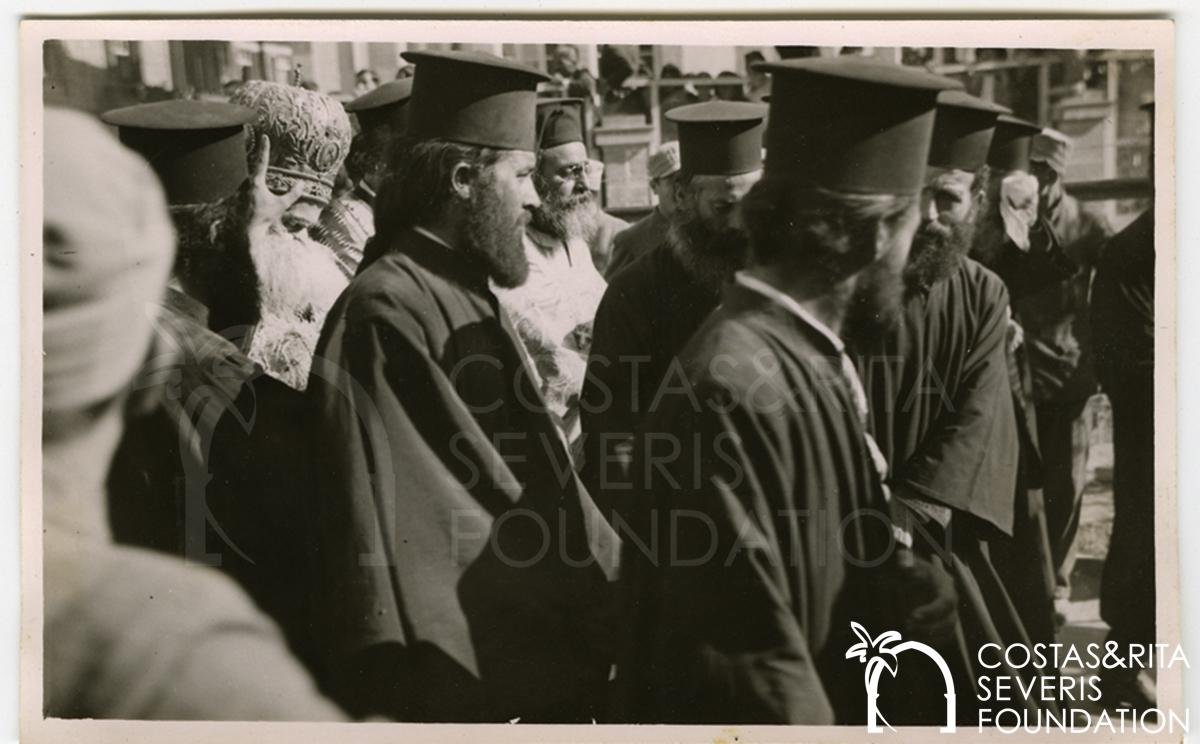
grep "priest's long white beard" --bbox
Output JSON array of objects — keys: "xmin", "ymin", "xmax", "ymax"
[
  {"xmin": 247, "ymin": 226, "xmax": 349, "ymax": 390},
  {"xmin": 252, "ymin": 227, "xmax": 348, "ymax": 323}
]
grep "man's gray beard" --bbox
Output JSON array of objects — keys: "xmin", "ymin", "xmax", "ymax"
[
  {"xmin": 531, "ymin": 190, "xmax": 599, "ymax": 241},
  {"xmin": 904, "ymin": 206, "xmax": 980, "ymax": 293},
  {"xmin": 668, "ymin": 216, "xmax": 748, "ymax": 296}
]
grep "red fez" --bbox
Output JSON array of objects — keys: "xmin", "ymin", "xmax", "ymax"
[
  {"xmin": 666, "ymin": 100, "xmax": 767, "ymax": 177},
  {"xmin": 756, "ymin": 56, "xmax": 961, "ymax": 195},
  {"xmin": 345, "ymin": 78, "xmax": 413, "ymax": 133},
  {"xmin": 536, "ymin": 97, "xmax": 586, "ymax": 149},
  {"xmin": 928, "ymin": 90, "xmax": 1010, "ymax": 172},
  {"xmin": 402, "ymin": 49, "xmax": 551, "ymax": 151},
  {"xmin": 986, "ymin": 114, "xmax": 1042, "ymax": 173},
  {"xmin": 100, "ymin": 99, "xmax": 256, "ymax": 205}
]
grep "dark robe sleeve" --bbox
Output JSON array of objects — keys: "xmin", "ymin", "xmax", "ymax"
[
  {"xmin": 307, "ymin": 309, "xmax": 523, "ymax": 720},
  {"xmin": 624, "ymin": 384, "xmax": 834, "ymax": 725},
  {"xmin": 989, "ymin": 217, "xmax": 1078, "ymax": 301},
  {"xmin": 308, "ymin": 298, "xmax": 618, "ymax": 722},
  {"xmin": 891, "ymin": 279, "xmax": 1019, "ymax": 535},
  {"xmin": 579, "ymin": 282, "xmax": 655, "ymax": 509}
]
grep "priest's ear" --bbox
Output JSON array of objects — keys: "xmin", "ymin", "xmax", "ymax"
[{"xmin": 450, "ymin": 160, "xmax": 478, "ymax": 201}]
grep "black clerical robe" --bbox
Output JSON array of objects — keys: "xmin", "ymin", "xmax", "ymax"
[
  {"xmin": 973, "ymin": 221, "xmax": 1074, "ymax": 647},
  {"xmin": 859, "ymin": 258, "xmax": 1055, "ymax": 725},
  {"xmin": 107, "ymin": 289, "xmax": 318, "ymax": 669},
  {"xmin": 862, "ymin": 257, "xmax": 1017, "ymax": 532},
  {"xmin": 305, "ymin": 228, "xmax": 620, "ymax": 723},
  {"xmin": 616, "ymin": 282, "xmax": 894, "ymax": 725},
  {"xmin": 580, "ymin": 241, "xmax": 719, "ymax": 503},
  {"xmin": 1092, "ymin": 210, "xmax": 1155, "ymax": 648}
]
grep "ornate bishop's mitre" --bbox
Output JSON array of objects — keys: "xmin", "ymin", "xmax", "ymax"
[{"xmin": 230, "ymin": 80, "xmax": 352, "ymax": 208}]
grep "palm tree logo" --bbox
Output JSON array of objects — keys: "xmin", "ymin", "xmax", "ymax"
[{"xmin": 845, "ymin": 621, "xmax": 957, "ymax": 733}]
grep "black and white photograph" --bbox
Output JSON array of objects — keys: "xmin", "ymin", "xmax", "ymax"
[{"xmin": 20, "ymin": 18, "xmax": 1176, "ymax": 743}]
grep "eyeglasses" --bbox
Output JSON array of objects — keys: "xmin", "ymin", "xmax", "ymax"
[{"xmin": 555, "ymin": 162, "xmax": 589, "ymax": 182}]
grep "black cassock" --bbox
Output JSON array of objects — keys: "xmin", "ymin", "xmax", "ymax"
[
  {"xmin": 1092, "ymin": 210, "xmax": 1155, "ymax": 648},
  {"xmin": 580, "ymin": 241, "xmax": 719, "ymax": 507},
  {"xmin": 858, "ymin": 257, "xmax": 1054, "ymax": 724},
  {"xmin": 977, "ymin": 221, "xmax": 1076, "ymax": 648},
  {"xmin": 616, "ymin": 283, "xmax": 896, "ymax": 725},
  {"xmin": 107, "ymin": 289, "xmax": 318, "ymax": 669},
  {"xmin": 305, "ymin": 229, "xmax": 620, "ymax": 722}
]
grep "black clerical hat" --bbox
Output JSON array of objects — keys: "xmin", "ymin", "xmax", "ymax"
[
  {"xmin": 928, "ymin": 90, "xmax": 1010, "ymax": 172},
  {"xmin": 986, "ymin": 114, "xmax": 1042, "ymax": 173},
  {"xmin": 666, "ymin": 100, "xmax": 767, "ymax": 177},
  {"xmin": 401, "ymin": 49, "xmax": 551, "ymax": 151},
  {"xmin": 100, "ymin": 99, "xmax": 256, "ymax": 205},
  {"xmin": 754, "ymin": 56, "xmax": 961, "ymax": 195},
  {"xmin": 345, "ymin": 78, "xmax": 414, "ymax": 133},
  {"xmin": 536, "ymin": 98, "xmax": 586, "ymax": 149}
]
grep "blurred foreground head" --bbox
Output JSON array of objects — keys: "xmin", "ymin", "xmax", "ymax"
[{"xmin": 43, "ymin": 107, "xmax": 175, "ymax": 427}]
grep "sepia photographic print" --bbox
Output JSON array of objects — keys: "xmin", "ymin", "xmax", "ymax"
[{"xmin": 20, "ymin": 17, "xmax": 1176, "ymax": 744}]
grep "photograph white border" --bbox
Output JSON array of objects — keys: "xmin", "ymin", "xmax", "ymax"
[{"xmin": 18, "ymin": 16, "xmax": 1178, "ymax": 744}]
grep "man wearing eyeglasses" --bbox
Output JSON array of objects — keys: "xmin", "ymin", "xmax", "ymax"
[{"xmin": 494, "ymin": 98, "xmax": 609, "ymax": 455}]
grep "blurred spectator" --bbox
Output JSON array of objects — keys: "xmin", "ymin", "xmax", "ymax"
[
  {"xmin": 745, "ymin": 50, "xmax": 770, "ymax": 102},
  {"xmin": 395, "ymin": 63, "xmax": 415, "ymax": 80},
  {"xmin": 599, "ymin": 45, "xmax": 649, "ymax": 120},
  {"xmin": 354, "ymin": 68, "xmax": 380, "ymax": 96},
  {"xmin": 549, "ymin": 44, "xmax": 599, "ymax": 107},
  {"xmin": 715, "ymin": 70, "xmax": 746, "ymax": 101}
]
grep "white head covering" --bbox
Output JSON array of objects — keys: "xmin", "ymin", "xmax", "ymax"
[
  {"xmin": 648, "ymin": 140, "xmax": 681, "ymax": 180},
  {"xmin": 43, "ymin": 107, "xmax": 175, "ymax": 414},
  {"xmin": 1030, "ymin": 127, "xmax": 1072, "ymax": 175}
]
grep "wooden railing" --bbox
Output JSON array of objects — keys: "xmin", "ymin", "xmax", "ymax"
[{"xmin": 1065, "ymin": 177, "xmax": 1152, "ymax": 202}]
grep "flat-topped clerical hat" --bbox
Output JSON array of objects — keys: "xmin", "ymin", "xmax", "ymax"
[
  {"xmin": 345, "ymin": 78, "xmax": 414, "ymax": 133},
  {"xmin": 754, "ymin": 56, "xmax": 961, "ymax": 195},
  {"xmin": 536, "ymin": 97, "xmax": 586, "ymax": 149},
  {"xmin": 665, "ymin": 100, "xmax": 768, "ymax": 177},
  {"xmin": 928, "ymin": 90, "xmax": 1010, "ymax": 172},
  {"xmin": 986, "ymin": 114, "xmax": 1042, "ymax": 173},
  {"xmin": 100, "ymin": 99, "xmax": 256, "ymax": 205},
  {"xmin": 401, "ymin": 49, "xmax": 551, "ymax": 151}
]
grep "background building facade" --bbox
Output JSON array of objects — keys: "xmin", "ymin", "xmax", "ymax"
[{"xmin": 44, "ymin": 39, "xmax": 1153, "ymax": 224}]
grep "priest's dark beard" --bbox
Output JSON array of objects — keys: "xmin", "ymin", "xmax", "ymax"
[
  {"xmin": 530, "ymin": 178, "xmax": 599, "ymax": 241},
  {"xmin": 844, "ymin": 248, "xmax": 906, "ymax": 348},
  {"xmin": 669, "ymin": 214, "xmax": 749, "ymax": 295},
  {"xmin": 464, "ymin": 174, "xmax": 531, "ymax": 289},
  {"xmin": 904, "ymin": 212, "xmax": 977, "ymax": 293}
]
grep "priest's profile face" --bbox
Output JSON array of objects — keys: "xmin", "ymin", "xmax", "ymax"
[
  {"xmin": 462, "ymin": 148, "xmax": 540, "ymax": 288},
  {"xmin": 670, "ymin": 169, "xmax": 762, "ymax": 293},
  {"xmin": 531, "ymin": 141, "xmax": 598, "ymax": 240}
]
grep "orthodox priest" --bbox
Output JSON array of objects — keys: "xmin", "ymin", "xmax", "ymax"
[
  {"xmin": 579, "ymin": 100, "xmax": 766, "ymax": 509},
  {"xmin": 616, "ymin": 57, "xmax": 961, "ymax": 725},
  {"xmin": 494, "ymin": 98, "xmax": 608, "ymax": 454},
  {"xmin": 857, "ymin": 90, "xmax": 1054, "ymax": 725},
  {"xmin": 43, "ymin": 106, "xmax": 343, "ymax": 721},
  {"xmin": 315, "ymin": 78, "xmax": 413, "ymax": 278},
  {"xmin": 1091, "ymin": 101, "xmax": 1157, "ymax": 710},
  {"xmin": 99, "ymin": 99, "xmax": 323, "ymax": 667},
  {"xmin": 305, "ymin": 50, "xmax": 620, "ymax": 723},
  {"xmin": 229, "ymin": 80, "xmax": 353, "ymax": 391}
]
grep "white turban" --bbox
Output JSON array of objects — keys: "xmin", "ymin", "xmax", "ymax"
[{"xmin": 43, "ymin": 107, "xmax": 176, "ymax": 413}]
